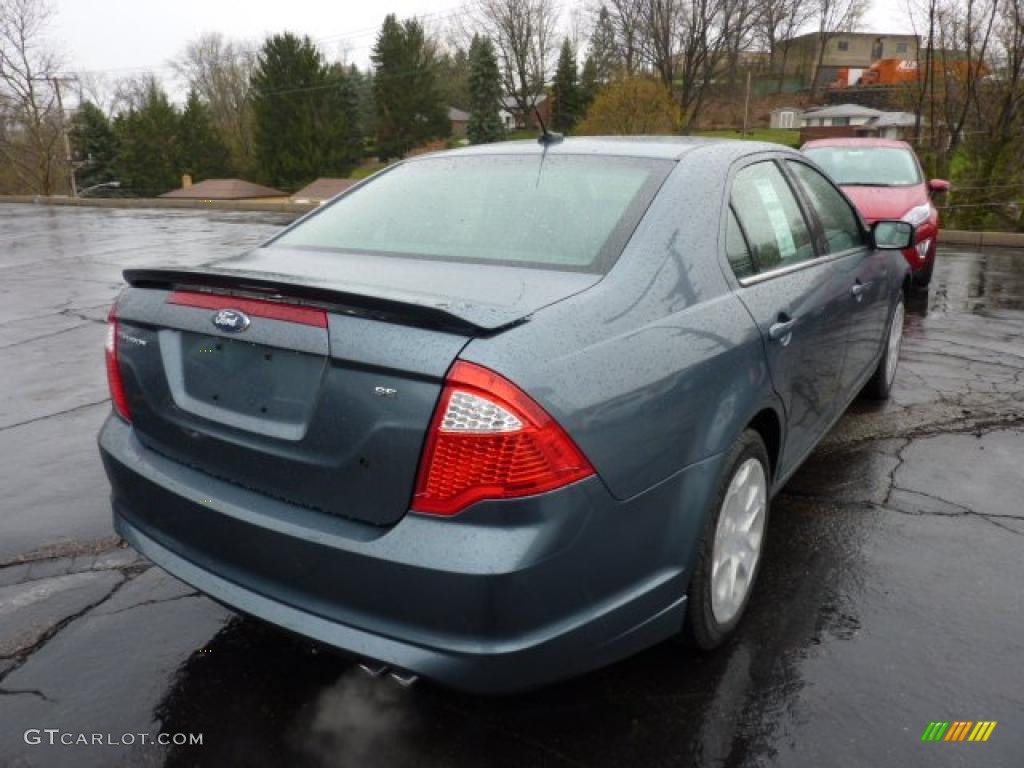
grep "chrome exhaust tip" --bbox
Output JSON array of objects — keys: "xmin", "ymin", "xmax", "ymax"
[
  {"xmin": 389, "ymin": 670, "xmax": 419, "ymax": 688},
  {"xmin": 358, "ymin": 661, "xmax": 389, "ymax": 677}
]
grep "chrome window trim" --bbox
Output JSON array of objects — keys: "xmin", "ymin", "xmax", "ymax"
[{"xmin": 737, "ymin": 245, "xmax": 868, "ymax": 287}]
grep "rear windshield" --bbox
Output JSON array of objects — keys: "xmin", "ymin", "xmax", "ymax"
[
  {"xmin": 271, "ymin": 154, "xmax": 673, "ymax": 273},
  {"xmin": 803, "ymin": 146, "xmax": 922, "ymax": 187}
]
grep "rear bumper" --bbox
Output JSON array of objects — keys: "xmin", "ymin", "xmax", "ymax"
[{"xmin": 99, "ymin": 416, "xmax": 723, "ymax": 693}]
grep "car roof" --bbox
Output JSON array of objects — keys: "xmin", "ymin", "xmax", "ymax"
[
  {"xmin": 416, "ymin": 136, "xmax": 794, "ymax": 162},
  {"xmin": 802, "ymin": 137, "xmax": 912, "ymax": 150}
]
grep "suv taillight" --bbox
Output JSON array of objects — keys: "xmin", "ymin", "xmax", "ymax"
[
  {"xmin": 412, "ymin": 361, "xmax": 594, "ymax": 516},
  {"xmin": 105, "ymin": 304, "xmax": 131, "ymax": 421}
]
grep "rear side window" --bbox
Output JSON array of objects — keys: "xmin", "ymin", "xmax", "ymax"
[
  {"xmin": 731, "ymin": 162, "xmax": 815, "ymax": 273},
  {"xmin": 725, "ymin": 208, "xmax": 755, "ymax": 279},
  {"xmin": 272, "ymin": 154, "xmax": 673, "ymax": 273},
  {"xmin": 787, "ymin": 161, "xmax": 865, "ymax": 254}
]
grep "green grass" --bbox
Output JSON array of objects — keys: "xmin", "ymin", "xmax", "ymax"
[{"xmin": 696, "ymin": 128, "xmax": 801, "ymax": 148}]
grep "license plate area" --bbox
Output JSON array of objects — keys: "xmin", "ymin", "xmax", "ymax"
[{"xmin": 159, "ymin": 330, "xmax": 325, "ymax": 440}]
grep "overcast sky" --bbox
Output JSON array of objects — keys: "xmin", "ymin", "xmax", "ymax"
[{"xmin": 50, "ymin": 0, "xmax": 912, "ymax": 82}]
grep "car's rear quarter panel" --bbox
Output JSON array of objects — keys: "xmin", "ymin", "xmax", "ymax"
[{"xmin": 463, "ymin": 147, "xmax": 781, "ymax": 503}]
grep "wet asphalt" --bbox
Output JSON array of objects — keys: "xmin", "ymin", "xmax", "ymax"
[{"xmin": 0, "ymin": 203, "xmax": 1021, "ymax": 768}]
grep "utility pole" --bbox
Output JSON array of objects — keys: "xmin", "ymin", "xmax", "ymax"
[{"xmin": 51, "ymin": 76, "xmax": 77, "ymax": 197}]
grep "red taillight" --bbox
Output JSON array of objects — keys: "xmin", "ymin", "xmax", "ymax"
[
  {"xmin": 412, "ymin": 361, "xmax": 594, "ymax": 516},
  {"xmin": 105, "ymin": 305, "xmax": 131, "ymax": 421}
]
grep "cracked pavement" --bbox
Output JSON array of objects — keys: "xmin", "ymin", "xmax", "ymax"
[{"xmin": 0, "ymin": 206, "xmax": 1022, "ymax": 767}]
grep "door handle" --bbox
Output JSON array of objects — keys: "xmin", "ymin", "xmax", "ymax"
[
  {"xmin": 769, "ymin": 314, "xmax": 797, "ymax": 346},
  {"xmin": 851, "ymin": 280, "xmax": 868, "ymax": 301}
]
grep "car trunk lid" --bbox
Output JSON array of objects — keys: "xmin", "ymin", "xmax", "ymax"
[{"xmin": 114, "ymin": 259, "xmax": 598, "ymax": 527}]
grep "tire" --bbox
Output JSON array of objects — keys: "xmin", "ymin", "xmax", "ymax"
[
  {"xmin": 864, "ymin": 294, "xmax": 905, "ymax": 400},
  {"xmin": 912, "ymin": 257, "xmax": 934, "ymax": 288},
  {"xmin": 684, "ymin": 429, "xmax": 770, "ymax": 650}
]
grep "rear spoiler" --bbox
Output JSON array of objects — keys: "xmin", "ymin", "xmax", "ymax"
[{"xmin": 122, "ymin": 268, "xmax": 521, "ymax": 336}]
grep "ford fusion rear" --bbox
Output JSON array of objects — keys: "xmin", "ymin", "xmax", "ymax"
[{"xmin": 99, "ymin": 139, "xmax": 910, "ymax": 692}]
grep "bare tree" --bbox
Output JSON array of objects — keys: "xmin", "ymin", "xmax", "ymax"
[
  {"xmin": 474, "ymin": 0, "xmax": 559, "ymax": 119},
  {"xmin": 633, "ymin": 0, "xmax": 739, "ymax": 131},
  {"xmin": 809, "ymin": 0, "xmax": 866, "ymax": 98},
  {"xmin": 946, "ymin": 0, "xmax": 999, "ymax": 149},
  {"xmin": 0, "ymin": 0, "xmax": 66, "ymax": 194},
  {"xmin": 904, "ymin": 0, "xmax": 937, "ymax": 143},
  {"xmin": 756, "ymin": 0, "xmax": 820, "ymax": 92},
  {"xmin": 171, "ymin": 33, "xmax": 257, "ymax": 174},
  {"xmin": 108, "ymin": 74, "xmax": 160, "ymax": 114},
  {"xmin": 639, "ymin": 0, "xmax": 682, "ymax": 85},
  {"xmin": 603, "ymin": 0, "xmax": 646, "ymax": 74},
  {"xmin": 991, "ymin": 0, "xmax": 1024, "ymax": 145},
  {"xmin": 720, "ymin": 0, "xmax": 760, "ymax": 93}
]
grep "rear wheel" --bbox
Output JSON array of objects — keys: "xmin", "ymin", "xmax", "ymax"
[
  {"xmin": 684, "ymin": 430, "xmax": 770, "ymax": 649},
  {"xmin": 865, "ymin": 294, "xmax": 905, "ymax": 400}
]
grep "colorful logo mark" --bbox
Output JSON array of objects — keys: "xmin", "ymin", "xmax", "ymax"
[{"xmin": 921, "ymin": 721, "xmax": 997, "ymax": 742}]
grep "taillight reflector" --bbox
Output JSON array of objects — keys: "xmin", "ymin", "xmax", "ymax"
[
  {"xmin": 105, "ymin": 306, "xmax": 132, "ymax": 421},
  {"xmin": 412, "ymin": 361, "xmax": 594, "ymax": 516},
  {"xmin": 167, "ymin": 290, "xmax": 327, "ymax": 328}
]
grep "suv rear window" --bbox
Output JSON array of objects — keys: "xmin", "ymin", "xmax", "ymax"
[{"xmin": 272, "ymin": 154, "xmax": 673, "ymax": 273}]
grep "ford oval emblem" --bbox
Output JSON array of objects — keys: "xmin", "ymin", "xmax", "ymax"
[{"xmin": 212, "ymin": 308, "xmax": 250, "ymax": 333}]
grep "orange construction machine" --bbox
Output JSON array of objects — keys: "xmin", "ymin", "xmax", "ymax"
[{"xmin": 831, "ymin": 57, "xmax": 990, "ymax": 89}]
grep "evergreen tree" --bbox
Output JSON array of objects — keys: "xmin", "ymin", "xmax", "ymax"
[
  {"xmin": 324, "ymin": 62, "xmax": 367, "ymax": 169},
  {"xmin": 466, "ymin": 35, "xmax": 504, "ymax": 145},
  {"xmin": 251, "ymin": 33, "xmax": 363, "ymax": 189},
  {"xmin": 348, "ymin": 64, "xmax": 376, "ymax": 143},
  {"xmin": 69, "ymin": 101, "xmax": 118, "ymax": 192},
  {"xmin": 437, "ymin": 46, "xmax": 471, "ymax": 111},
  {"xmin": 551, "ymin": 38, "xmax": 581, "ymax": 133},
  {"xmin": 589, "ymin": 7, "xmax": 621, "ymax": 83},
  {"xmin": 580, "ymin": 56, "xmax": 600, "ymax": 114},
  {"xmin": 178, "ymin": 89, "xmax": 232, "ymax": 180},
  {"xmin": 113, "ymin": 80, "xmax": 181, "ymax": 196},
  {"xmin": 371, "ymin": 15, "xmax": 450, "ymax": 160}
]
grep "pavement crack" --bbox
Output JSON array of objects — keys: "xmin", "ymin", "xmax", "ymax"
[
  {"xmin": 880, "ymin": 487, "xmax": 1024, "ymax": 537},
  {"xmin": 103, "ymin": 590, "xmax": 202, "ymax": 617},
  {"xmin": 0, "ymin": 572, "xmax": 133, "ymax": 688},
  {"xmin": 0, "ymin": 686, "xmax": 53, "ymax": 702},
  {"xmin": 0, "ymin": 398, "xmax": 109, "ymax": 433},
  {"xmin": 0, "ymin": 321, "xmax": 91, "ymax": 350},
  {"xmin": 0, "ymin": 536, "xmax": 123, "ymax": 569},
  {"xmin": 822, "ymin": 413, "xmax": 1024, "ymax": 455},
  {"xmin": 882, "ymin": 439, "xmax": 911, "ymax": 507},
  {"xmin": 57, "ymin": 307, "xmax": 108, "ymax": 325}
]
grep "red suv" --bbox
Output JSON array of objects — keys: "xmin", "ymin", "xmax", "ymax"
[{"xmin": 802, "ymin": 138, "xmax": 949, "ymax": 286}]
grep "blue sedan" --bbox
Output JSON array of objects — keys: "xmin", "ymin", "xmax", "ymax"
[{"xmin": 99, "ymin": 137, "xmax": 914, "ymax": 692}]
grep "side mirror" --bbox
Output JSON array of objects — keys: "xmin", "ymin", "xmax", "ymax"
[
  {"xmin": 928, "ymin": 179, "xmax": 951, "ymax": 196},
  {"xmin": 872, "ymin": 220, "xmax": 914, "ymax": 250}
]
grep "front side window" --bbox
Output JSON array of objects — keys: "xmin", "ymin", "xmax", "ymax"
[
  {"xmin": 787, "ymin": 161, "xmax": 866, "ymax": 254},
  {"xmin": 731, "ymin": 162, "xmax": 816, "ymax": 274},
  {"xmin": 803, "ymin": 146, "xmax": 923, "ymax": 187},
  {"xmin": 271, "ymin": 154, "xmax": 673, "ymax": 273}
]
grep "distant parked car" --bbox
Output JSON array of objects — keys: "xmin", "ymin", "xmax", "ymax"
[
  {"xmin": 99, "ymin": 138, "xmax": 915, "ymax": 693},
  {"xmin": 802, "ymin": 138, "xmax": 949, "ymax": 286}
]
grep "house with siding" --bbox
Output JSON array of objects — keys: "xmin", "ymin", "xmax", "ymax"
[{"xmin": 780, "ymin": 32, "xmax": 919, "ymax": 90}]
